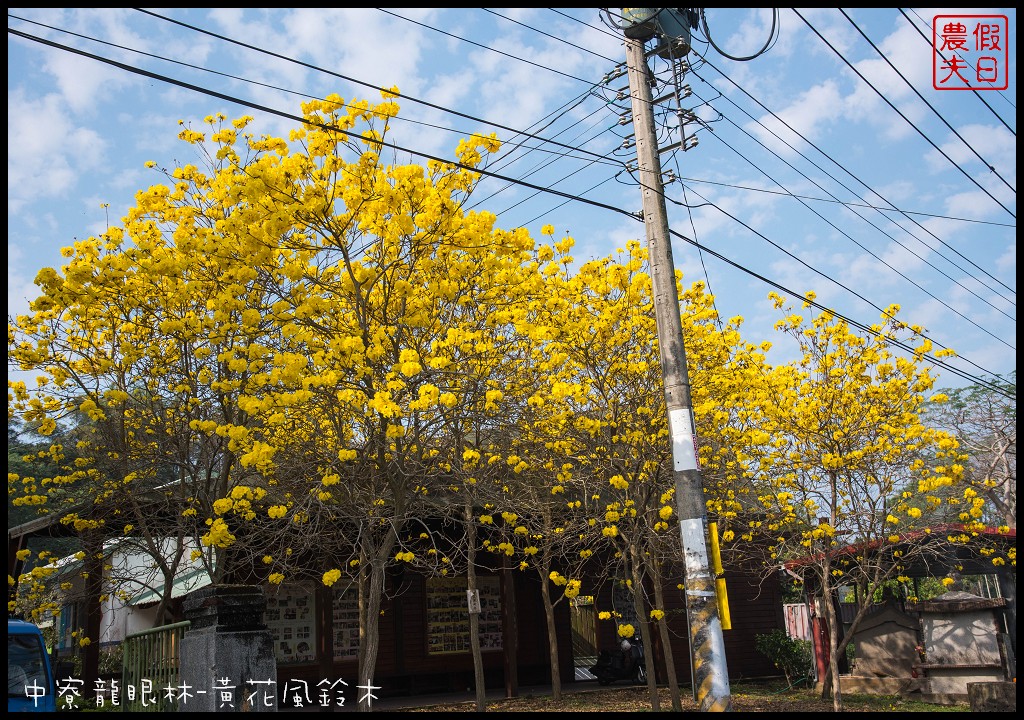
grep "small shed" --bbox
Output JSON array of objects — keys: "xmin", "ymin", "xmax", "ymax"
[
  {"xmin": 905, "ymin": 591, "xmax": 1011, "ymax": 702},
  {"xmin": 848, "ymin": 599, "xmax": 918, "ymax": 678}
]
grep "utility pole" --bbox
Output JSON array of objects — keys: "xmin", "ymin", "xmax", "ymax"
[{"xmin": 622, "ymin": 29, "xmax": 733, "ymax": 713}]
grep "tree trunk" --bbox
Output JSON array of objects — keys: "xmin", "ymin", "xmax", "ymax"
[
  {"xmin": 466, "ymin": 501, "xmax": 487, "ymax": 712},
  {"xmin": 628, "ymin": 543, "xmax": 660, "ymax": 711},
  {"xmin": 356, "ymin": 529, "xmax": 397, "ymax": 712},
  {"xmin": 539, "ymin": 574, "xmax": 562, "ymax": 700},
  {"xmin": 650, "ymin": 561, "xmax": 682, "ymax": 710},
  {"xmin": 821, "ymin": 570, "xmax": 844, "ymax": 712}
]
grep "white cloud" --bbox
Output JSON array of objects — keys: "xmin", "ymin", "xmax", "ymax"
[
  {"xmin": 942, "ymin": 187, "xmax": 1015, "ymax": 219},
  {"xmin": 993, "ymin": 240, "xmax": 1015, "ymax": 278},
  {"xmin": 747, "ymin": 81, "xmax": 844, "ymax": 157},
  {"xmin": 8, "ymin": 89, "xmax": 106, "ymax": 205},
  {"xmin": 926, "ymin": 124, "xmax": 1017, "ymax": 181},
  {"xmin": 7, "ymin": 271, "xmax": 39, "ymax": 322},
  {"xmin": 716, "ymin": 8, "xmax": 785, "ymax": 60}
]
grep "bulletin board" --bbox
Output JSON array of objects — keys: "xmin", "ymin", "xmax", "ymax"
[
  {"xmin": 266, "ymin": 585, "xmax": 317, "ymax": 664},
  {"xmin": 333, "ymin": 585, "xmax": 360, "ymax": 660},
  {"xmin": 425, "ymin": 576, "xmax": 502, "ymax": 655}
]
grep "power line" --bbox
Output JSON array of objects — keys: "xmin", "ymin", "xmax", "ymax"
[
  {"xmin": 840, "ymin": 9, "xmax": 1015, "ymax": 194},
  {"xmin": 631, "ymin": 46, "xmax": 1015, "ymax": 344},
  {"xmin": 7, "ymin": 22, "xmax": 1011, "ymax": 398},
  {"xmin": 608, "ymin": 137, "xmax": 1013, "ymax": 392},
  {"xmin": 376, "ymin": 8, "xmax": 597, "ymax": 85},
  {"xmin": 628, "ymin": 34, "xmax": 1015, "ymax": 328},
  {"xmin": 667, "ymin": 176, "xmax": 1017, "ymax": 228},
  {"xmin": 683, "ymin": 83, "xmax": 1016, "ymax": 324},
  {"xmin": 900, "ymin": 8, "xmax": 1016, "ymax": 136},
  {"xmin": 481, "ymin": 8, "xmax": 619, "ymax": 64},
  {"xmin": 474, "ymin": 104, "xmax": 618, "ymax": 213},
  {"xmin": 6, "ymin": 28, "xmax": 637, "ymax": 226},
  {"xmin": 793, "ymin": 9, "xmax": 1016, "ymax": 221},
  {"xmin": 547, "ymin": 8, "xmax": 622, "ymax": 42},
  {"xmin": 665, "ymin": 223, "xmax": 1015, "ymax": 400},
  {"xmin": 675, "ymin": 173, "xmax": 1014, "ymax": 353},
  {"xmin": 607, "ymin": 41, "xmax": 1014, "ymax": 389},
  {"xmin": 519, "ymin": 172, "xmax": 619, "ymax": 227},
  {"xmin": 7, "ymin": 11, "xmax": 626, "ymax": 187},
  {"xmin": 698, "ymin": 8, "xmax": 779, "ymax": 62},
  {"xmin": 131, "ymin": 8, "xmax": 624, "ymax": 171},
  {"xmin": 696, "ymin": 56, "xmax": 1017, "ymax": 300},
  {"xmin": 8, "ymin": 8, "xmax": 631, "ymax": 240}
]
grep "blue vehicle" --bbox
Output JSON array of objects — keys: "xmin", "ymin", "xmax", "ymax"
[{"xmin": 8, "ymin": 619, "xmax": 57, "ymax": 712}]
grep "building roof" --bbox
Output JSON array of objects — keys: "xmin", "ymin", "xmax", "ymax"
[
  {"xmin": 783, "ymin": 524, "xmax": 1016, "ymax": 578},
  {"xmin": 129, "ymin": 566, "xmax": 212, "ymax": 607}
]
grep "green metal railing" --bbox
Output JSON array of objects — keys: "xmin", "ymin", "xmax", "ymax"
[{"xmin": 121, "ymin": 620, "xmax": 190, "ymax": 712}]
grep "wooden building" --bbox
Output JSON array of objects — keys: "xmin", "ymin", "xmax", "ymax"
[{"xmin": 264, "ymin": 558, "xmax": 784, "ymax": 706}]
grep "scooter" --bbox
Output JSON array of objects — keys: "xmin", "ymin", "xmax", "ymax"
[{"xmin": 590, "ymin": 633, "xmax": 646, "ymax": 685}]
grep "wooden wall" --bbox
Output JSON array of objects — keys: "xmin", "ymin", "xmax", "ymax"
[
  {"xmin": 589, "ymin": 562, "xmax": 784, "ymax": 684},
  {"xmin": 276, "ymin": 568, "xmax": 573, "ymax": 705}
]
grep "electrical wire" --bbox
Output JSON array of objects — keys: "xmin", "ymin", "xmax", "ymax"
[
  {"xmin": 611, "ymin": 35, "xmax": 1014, "ymax": 390},
  {"xmin": 683, "ymin": 82, "xmax": 1016, "ymax": 324},
  {"xmin": 474, "ymin": 105, "xmax": 620, "ymax": 214},
  {"xmin": 699, "ymin": 8, "xmax": 779, "ymax": 62},
  {"xmin": 677, "ymin": 182, "xmax": 1014, "ymax": 365},
  {"xmin": 582, "ymin": 98, "xmax": 1015, "ymax": 389},
  {"xmin": 695, "ymin": 56, "xmax": 1017, "ymax": 300},
  {"xmin": 9, "ymin": 8, "xmax": 631, "ymax": 237},
  {"xmin": 519, "ymin": 173, "xmax": 620, "ymax": 228},
  {"xmin": 549, "ymin": 7, "xmax": 624, "ymax": 43},
  {"xmin": 840, "ymin": 9, "xmax": 1015, "ymax": 195},
  {"xmin": 376, "ymin": 8, "xmax": 597, "ymax": 85},
  {"xmin": 481, "ymin": 8, "xmax": 619, "ymax": 64},
  {"xmin": 5, "ymin": 11, "xmax": 561, "ymax": 164},
  {"xmin": 664, "ymin": 176, "xmax": 1017, "ymax": 229},
  {"xmin": 648, "ymin": 39, "xmax": 1015, "ymax": 334},
  {"xmin": 900, "ymin": 8, "xmax": 1016, "ymax": 136},
  {"xmin": 6, "ymin": 28, "xmax": 638, "ymax": 225},
  {"xmin": 131, "ymin": 8, "xmax": 623, "ymax": 171},
  {"xmin": 793, "ymin": 9, "xmax": 1016, "ymax": 221},
  {"xmin": 507, "ymin": 19, "xmax": 1015, "ymax": 374},
  {"xmin": 665, "ymin": 222, "xmax": 1014, "ymax": 399},
  {"xmin": 662, "ymin": 35, "xmax": 719, "ymax": 318}
]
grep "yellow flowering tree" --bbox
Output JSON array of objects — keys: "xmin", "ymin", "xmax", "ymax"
[
  {"xmin": 6, "ymin": 132, "xmax": 294, "ymax": 628},
  {"xmin": 466, "ymin": 229, "xmax": 612, "ymax": 701},
  {"xmin": 734, "ymin": 293, "xmax": 985, "ymax": 710},
  {"xmin": 180, "ymin": 92, "xmax": 543, "ymax": 706},
  {"xmin": 536, "ymin": 240, "xmax": 762, "ymax": 710},
  {"xmin": 8, "ymin": 90, "xmax": 539, "ymax": 706}
]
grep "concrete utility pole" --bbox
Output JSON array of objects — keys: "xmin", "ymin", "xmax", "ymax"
[{"xmin": 622, "ymin": 32, "xmax": 733, "ymax": 712}]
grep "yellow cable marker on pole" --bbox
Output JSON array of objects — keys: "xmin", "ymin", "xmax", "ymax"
[{"xmin": 709, "ymin": 522, "xmax": 731, "ymax": 630}]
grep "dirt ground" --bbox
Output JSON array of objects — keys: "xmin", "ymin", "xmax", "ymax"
[{"xmin": 396, "ymin": 682, "xmax": 972, "ymax": 713}]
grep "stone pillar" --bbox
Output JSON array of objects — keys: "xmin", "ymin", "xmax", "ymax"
[
  {"xmin": 968, "ymin": 681, "xmax": 1016, "ymax": 712},
  {"xmin": 179, "ymin": 585, "xmax": 278, "ymax": 711}
]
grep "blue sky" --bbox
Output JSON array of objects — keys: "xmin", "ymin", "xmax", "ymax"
[{"xmin": 7, "ymin": 8, "xmax": 1017, "ymax": 392}]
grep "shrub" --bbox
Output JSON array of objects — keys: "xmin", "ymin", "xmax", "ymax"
[{"xmin": 754, "ymin": 629, "xmax": 813, "ymax": 687}]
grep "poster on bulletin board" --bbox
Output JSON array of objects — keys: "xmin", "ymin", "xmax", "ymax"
[
  {"xmin": 266, "ymin": 585, "xmax": 317, "ymax": 664},
  {"xmin": 425, "ymin": 576, "xmax": 502, "ymax": 655}
]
